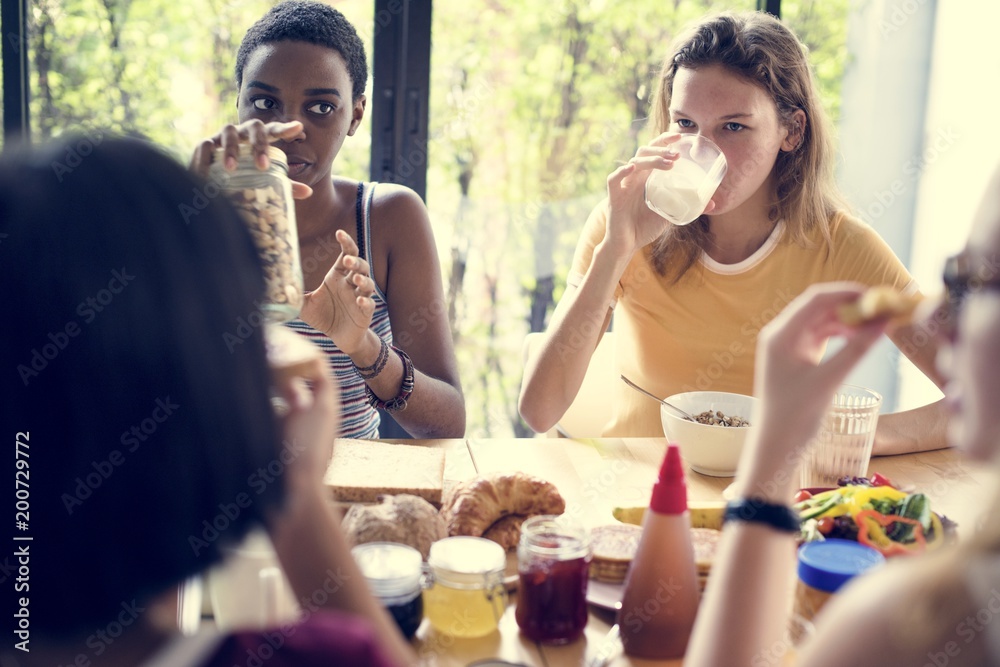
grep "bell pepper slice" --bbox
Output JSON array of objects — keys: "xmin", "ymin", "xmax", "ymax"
[
  {"xmin": 870, "ymin": 472, "xmax": 896, "ymax": 488},
  {"xmin": 808, "ymin": 487, "xmax": 909, "ymax": 520},
  {"xmin": 797, "ymin": 485, "xmax": 910, "ymax": 521},
  {"xmin": 848, "ymin": 486, "xmax": 909, "ymax": 506},
  {"xmin": 856, "ymin": 509, "xmax": 927, "ymax": 557}
]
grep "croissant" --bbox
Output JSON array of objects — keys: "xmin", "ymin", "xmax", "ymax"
[
  {"xmin": 440, "ymin": 472, "xmax": 566, "ymax": 538},
  {"xmin": 482, "ymin": 515, "xmax": 526, "ymax": 550}
]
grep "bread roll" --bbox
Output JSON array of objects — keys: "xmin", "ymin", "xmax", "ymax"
[{"xmin": 342, "ymin": 494, "xmax": 446, "ymax": 560}]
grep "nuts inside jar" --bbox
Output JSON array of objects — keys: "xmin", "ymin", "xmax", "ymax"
[{"xmin": 231, "ymin": 185, "xmax": 303, "ymax": 311}]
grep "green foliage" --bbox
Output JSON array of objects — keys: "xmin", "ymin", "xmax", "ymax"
[
  {"xmin": 429, "ymin": 0, "xmax": 850, "ymax": 438},
  {"xmin": 22, "ymin": 0, "xmax": 850, "ymax": 439},
  {"xmin": 782, "ymin": 0, "xmax": 851, "ymax": 123},
  {"xmin": 27, "ymin": 0, "xmax": 371, "ymax": 172}
]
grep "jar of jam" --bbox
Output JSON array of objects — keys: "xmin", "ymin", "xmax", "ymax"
[
  {"xmin": 423, "ymin": 537, "xmax": 507, "ymax": 638},
  {"xmin": 210, "ymin": 144, "xmax": 303, "ymax": 322},
  {"xmin": 351, "ymin": 542, "xmax": 424, "ymax": 639},
  {"xmin": 515, "ymin": 515, "xmax": 592, "ymax": 644},
  {"xmin": 792, "ymin": 539, "xmax": 884, "ymax": 640}
]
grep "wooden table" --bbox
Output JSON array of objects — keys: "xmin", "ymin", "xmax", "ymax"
[{"xmin": 386, "ymin": 438, "xmax": 992, "ymax": 667}]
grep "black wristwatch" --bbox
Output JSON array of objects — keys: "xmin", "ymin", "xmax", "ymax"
[{"xmin": 723, "ymin": 497, "xmax": 801, "ymax": 533}]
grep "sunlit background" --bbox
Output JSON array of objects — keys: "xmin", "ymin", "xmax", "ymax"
[{"xmin": 13, "ymin": 0, "xmax": 1000, "ymax": 436}]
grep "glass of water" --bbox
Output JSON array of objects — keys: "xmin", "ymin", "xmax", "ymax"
[{"xmin": 799, "ymin": 385, "xmax": 883, "ymax": 489}]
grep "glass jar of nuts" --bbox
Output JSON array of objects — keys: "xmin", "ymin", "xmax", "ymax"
[{"xmin": 211, "ymin": 145, "xmax": 303, "ymax": 322}]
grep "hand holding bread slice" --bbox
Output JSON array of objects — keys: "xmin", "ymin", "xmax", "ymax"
[
  {"xmin": 837, "ymin": 285, "xmax": 924, "ymax": 326},
  {"xmin": 265, "ymin": 322, "xmax": 325, "ymax": 377}
]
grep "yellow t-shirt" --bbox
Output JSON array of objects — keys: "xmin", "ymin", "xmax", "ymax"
[{"xmin": 568, "ymin": 203, "xmax": 916, "ymax": 437}]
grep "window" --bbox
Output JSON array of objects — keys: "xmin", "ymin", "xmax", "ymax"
[
  {"xmin": 427, "ymin": 0, "xmax": 851, "ymax": 437},
  {"xmin": 7, "ymin": 0, "xmax": 870, "ymax": 439},
  {"xmin": 23, "ymin": 0, "xmax": 372, "ymax": 176}
]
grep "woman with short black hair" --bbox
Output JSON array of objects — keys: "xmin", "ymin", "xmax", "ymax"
[{"xmin": 193, "ymin": 0, "xmax": 465, "ymax": 440}]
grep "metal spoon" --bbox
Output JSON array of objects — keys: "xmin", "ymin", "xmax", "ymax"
[{"xmin": 620, "ymin": 375, "xmax": 696, "ymax": 422}]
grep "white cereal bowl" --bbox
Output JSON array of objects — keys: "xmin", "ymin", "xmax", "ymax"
[{"xmin": 660, "ymin": 391, "xmax": 760, "ymax": 477}]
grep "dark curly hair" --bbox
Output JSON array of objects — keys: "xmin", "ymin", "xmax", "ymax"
[{"xmin": 235, "ymin": 0, "xmax": 368, "ymax": 101}]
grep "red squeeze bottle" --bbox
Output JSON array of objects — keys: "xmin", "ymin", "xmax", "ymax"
[{"xmin": 617, "ymin": 444, "xmax": 700, "ymax": 659}]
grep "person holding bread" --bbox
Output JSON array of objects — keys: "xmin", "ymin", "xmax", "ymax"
[
  {"xmin": 191, "ymin": 1, "xmax": 464, "ymax": 440},
  {"xmin": 686, "ymin": 162, "xmax": 1000, "ymax": 666},
  {"xmin": 519, "ymin": 11, "xmax": 946, "ymax": 455},
  {"xmin": 0, "ymin": 135, "xmax": 413, "ymax": 667}
]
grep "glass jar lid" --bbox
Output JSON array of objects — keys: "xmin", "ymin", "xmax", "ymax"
[
  {"xmin": 351, "ymin": 542, "xmax": 422, "ymax": 599},
  {"xmin": 212, "ymin": 144, "xmax": 288, "ymax": 171},
  {"xmin": 519, "ymin": 514, "xmax": 590, "ymax": 559},
  {"xmin": 427, "ymin": 537, "xmax": 505, "ymax": 586}
]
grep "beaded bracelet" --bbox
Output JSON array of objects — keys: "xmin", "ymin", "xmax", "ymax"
[
  {"xmin": 355, "ymin": 338, "xmax": 389, "ymax": 380},
  {"xmin": 365, "ymin": 345, "xmax": 415, "ymax": 413}
]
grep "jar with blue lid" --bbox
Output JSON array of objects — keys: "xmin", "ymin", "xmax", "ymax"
[{"xmin": 794, "ymin": 539, "xmax": 885, "ymax": 628}]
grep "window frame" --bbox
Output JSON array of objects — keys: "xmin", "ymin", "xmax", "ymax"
[{"xmin": 1, "ymin": 0, "xmax": 29, "ymax": 142}]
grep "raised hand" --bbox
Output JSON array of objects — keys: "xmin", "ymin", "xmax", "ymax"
[
  {"xmin": 752, "ymin": 283, "xmax": 887, "ymax": 459},
  {"xmin": 271, "ymin": 353, "xmax": 339, "ymax": 492},
  {"xmin": 190, "ymin": 119, "xmax": 313, "ymax": 199},
  {"xmin": 299, "ymin": 229, "xmax": 377, "ymax": 355},
  {"xmin": 603, "ymin": 132, "xmax": 718, "ymax": 258}
]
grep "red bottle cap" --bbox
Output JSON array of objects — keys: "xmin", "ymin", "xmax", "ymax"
[{"xmin": 649, "ymin": 444, "xmax": 687, "ymax": 514}]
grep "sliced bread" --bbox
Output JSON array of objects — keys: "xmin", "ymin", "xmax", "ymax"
[{"xmin": 324, "ymin": 439, "xmax": 446, "ymax": 505}]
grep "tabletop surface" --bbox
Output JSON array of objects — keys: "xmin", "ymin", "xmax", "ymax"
[{"xmin": 346, "ymin": 438, "xmax": 993, "ymax": 667}]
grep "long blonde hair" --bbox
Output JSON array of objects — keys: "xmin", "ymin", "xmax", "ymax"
[{"xmin": 648, "ymin": 11, "xmax": 844, "ymax": 281}]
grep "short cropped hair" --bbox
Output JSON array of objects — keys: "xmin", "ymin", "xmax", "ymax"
[
  {"xmin": 0, "ymin": 134, "xmax": 285, "ymax": 636},
  {"xmin": 235, "ymin": 0, "xmax": 368, "ymax": 101}
]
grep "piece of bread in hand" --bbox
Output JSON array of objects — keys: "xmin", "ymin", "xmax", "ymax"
[
  {"xmin": 264, "ymin": 322, "xmax": 323, "ymax": 376},
  {"xmin": 837, "ymin": 286, "xmax": 923, "ymax": 326}
]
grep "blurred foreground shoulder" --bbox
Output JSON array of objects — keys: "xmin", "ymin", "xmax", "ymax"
[
  {"xmin": 206, "ymin": 610, "xmax": 400, "ymax": 667},
  {"xmin": 796, "ymin": 555, "xmax": 985, "ymax": 667}
]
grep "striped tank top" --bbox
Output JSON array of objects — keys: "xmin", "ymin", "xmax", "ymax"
[{"xmin": 285, "ymin": 182, "xmax": 390, "ymax": 439}]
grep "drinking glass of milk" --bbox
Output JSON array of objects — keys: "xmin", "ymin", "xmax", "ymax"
[{"xmin": 644, "ymin": 135, "xmax": 727, "ymax": 225}]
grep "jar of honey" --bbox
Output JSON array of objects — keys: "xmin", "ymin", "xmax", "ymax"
[
  {"xmin": 792, "ymin": 539, "xmax": 884, "ymax": 640},
  {"xmin": 515, "ymin": 515, "xmax": 591, "ymax": 644},
  {"xmin": 423, "ymin": 537, "xmax": 507, "ymax": 638},
  {"xmin": 351, "ymin": 542, "xmax": 423, "ymax": 639}
]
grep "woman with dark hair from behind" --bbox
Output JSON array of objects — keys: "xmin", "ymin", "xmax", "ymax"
[{"xmin": 0, "ymin": 135, "xmax": 414, "ymax": 666}]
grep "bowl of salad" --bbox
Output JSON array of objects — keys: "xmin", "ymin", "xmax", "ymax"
[{"xmin": 793, "ymin": 474, "xmax": 958, "ymax": 557}]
